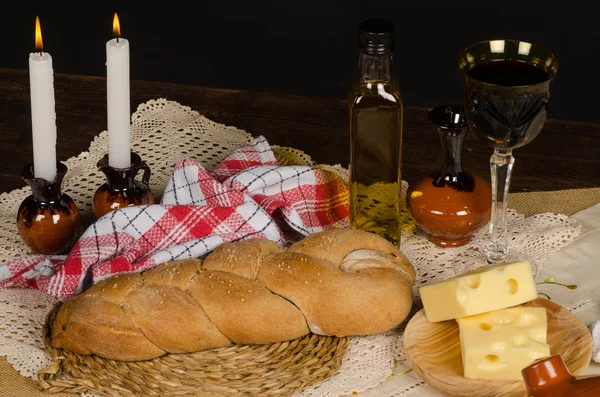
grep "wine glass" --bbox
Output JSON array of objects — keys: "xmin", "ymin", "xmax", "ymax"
[{"xmin": 458, "ymin": 40, "xmax": 559, "ymax": 264}]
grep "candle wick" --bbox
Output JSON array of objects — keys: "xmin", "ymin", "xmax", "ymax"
[{"xmin": 116, "ymin": 36, "xmax": 119, "ymax": 44}]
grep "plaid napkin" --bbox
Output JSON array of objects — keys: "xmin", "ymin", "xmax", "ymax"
[{"xmin": 0, "ymin": 136, "xmax": 349, "ymax": 300}]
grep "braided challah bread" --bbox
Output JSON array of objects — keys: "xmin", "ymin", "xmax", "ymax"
[{"xmin": 51, "ymin": 229, "xmax": 416, "ymax": 361}]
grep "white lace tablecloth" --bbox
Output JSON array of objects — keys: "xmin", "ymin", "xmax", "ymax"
[{"xmin": 0, "ymin": 99, "xmax": 596, "ymax": 397}]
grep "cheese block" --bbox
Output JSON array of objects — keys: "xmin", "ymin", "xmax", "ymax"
[
  {"xmin": 457, "ymin": 307, "xmax": 550, "ymax": 380},
  {"xmin": 419, "ymin": 261, "xmax": 538, "ymax": 322}
]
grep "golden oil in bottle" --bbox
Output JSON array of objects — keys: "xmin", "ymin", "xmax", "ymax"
[{"xmin": 349, "ymin": 19, "xmax": 403, "ymax": 246}]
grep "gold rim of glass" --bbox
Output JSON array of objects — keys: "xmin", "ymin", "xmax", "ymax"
[{"xmin": 458, "ymin": 39, "xmax": 559, "ymax": 88}]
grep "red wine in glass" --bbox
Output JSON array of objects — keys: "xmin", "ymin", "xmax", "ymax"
[{"xmin": 466, "ymin": 60, "xmax": 551, "ymax": 150}]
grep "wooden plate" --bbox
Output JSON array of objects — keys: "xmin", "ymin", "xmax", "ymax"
[{"xmin": 403, "ymin": 298, "xmax": 592, "ymax": 397}]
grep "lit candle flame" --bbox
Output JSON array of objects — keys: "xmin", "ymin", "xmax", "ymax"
[
  {"xmin": 113, "ymin": 12, "xmax": 121, "ymax": 38},
  {"xmin": 35, "ymin": 16, "xmax": 43, "ymax": 52}
]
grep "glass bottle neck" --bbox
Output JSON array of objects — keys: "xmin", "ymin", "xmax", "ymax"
[
  {"xmin": 358, "ymin": 50, "xmax": 393, "ymax": 82},
  {"xmin": 433, "ymin": 127, "xmax": 475, "ymax": 192},
  {"xmin": 440, "ymin": 128, "xmax": 465, "ymax": 177}
]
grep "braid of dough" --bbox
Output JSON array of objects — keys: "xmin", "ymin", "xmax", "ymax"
[{"xmin": 51, "ymin": 230, "xmax": 415, "ymax": 361}]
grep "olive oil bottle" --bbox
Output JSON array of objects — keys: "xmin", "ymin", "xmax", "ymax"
[{"xmin": 349, "ymin": 19, "xmax": 403, "ymax": 246}]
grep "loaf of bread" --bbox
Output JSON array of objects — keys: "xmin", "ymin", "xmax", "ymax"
[{"xmin": 51, "ymin": 229, "xmax": 416, "ymax": 361}]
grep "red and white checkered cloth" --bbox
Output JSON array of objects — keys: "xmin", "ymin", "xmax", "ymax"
[{"xmin": 0, "ymin": 136, "xmax": 349, "ymax": 300}]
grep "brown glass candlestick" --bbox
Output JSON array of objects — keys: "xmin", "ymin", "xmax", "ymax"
[
  {"xmin": 17, "ymin": 162, "xmax": 81, "ymax": 255},
  {"xmin": 93, "ymin": 152, "xmax": 154, "ymax": 218},
  {"xmin": 522, "ymin": 355, "xmax": 600, "ymax": 396}
]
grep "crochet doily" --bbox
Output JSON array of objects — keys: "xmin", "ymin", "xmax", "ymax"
[{"xmin": 0, "ymin": 99, "xmax": 583, "ymax": 397}]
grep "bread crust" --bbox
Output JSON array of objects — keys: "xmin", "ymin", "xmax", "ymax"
[
  {"xmin": 187, "ymin": 271, "xmax": 309, "ymax": 344},
  {"xmin": 202, "ymin": 239, "xmax": 282, "ymax": 279},
  {"xmin": 51, "ymin": 230, "xmax": 415, "ymax": 361},
  {"xmin": 258, "ymin": 250, "xmax": 413, "ymax": 336}
]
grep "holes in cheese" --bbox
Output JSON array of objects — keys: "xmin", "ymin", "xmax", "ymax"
[
  {"xmin": 464, "ymin": 274, "xmax": 481, "ymax": 289},
  {"xmin": 457, "ymin": 307, "xmax": 550, "ymax": 381},
  {"xmin": 489, "ymin": 342, "xmax": 508, "ymax": 353},
  {"xmin": 515, "ymin": 312, "xmax": 538, "ymax": 328},
  {"xmin": 491, "ymin": 311, "xmax": 519, "ymax": 325},
  {"xmin": 480, "ymin": 323, "xmax": 492, "ymax": 331},
  {"xmin": 477, "ymin": 354, "xmax": 507, "ymax": 372},
  {"xmin": 505, "ymin": 278, "xmax": 519, "ymax": 294},
  {"xmin": 513, "ymin": 335, "xmax": 530, "ymax": 347},
  {"xmin": 528, "ymin": 328, "xmax": 547, "ymax": 344},
  {"xmin": 419, "ymin": 261, "xmax": 538, "ymax": 322}
]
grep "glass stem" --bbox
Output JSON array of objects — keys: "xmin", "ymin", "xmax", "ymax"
[{"xmin": 486, "ymin": 148, "xmax": 514, "ymax": 263}]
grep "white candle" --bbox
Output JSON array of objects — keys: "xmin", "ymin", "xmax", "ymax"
[
  {"xmin": 28, "ymin": 16, "xmax": 57, "ymax": 181},
  {"xmin": 106, "ymin": 12, "xmax": 131, "ymax": 168}
]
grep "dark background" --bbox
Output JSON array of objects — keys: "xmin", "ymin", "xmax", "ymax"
[{"xmin": 2, "ymin": 3, "xmax": 598, "ymax": 122}]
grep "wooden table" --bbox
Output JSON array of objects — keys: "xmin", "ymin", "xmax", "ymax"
[
  {"xmin": 1, "ymin": 66, "xmax": 599, "ymax": 195},
  {"xmin": 2, "ymin": 66, "xmax": 600, "ymax": 396}
]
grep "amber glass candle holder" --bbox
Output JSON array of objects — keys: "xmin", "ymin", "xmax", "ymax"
[
  {"xmin": 17, "ymin": 162, "xmax": 81, "ymax": 255},
  {"xmin": 92, "ymin": 152, "xmax": 154, "ymax": 218}
]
